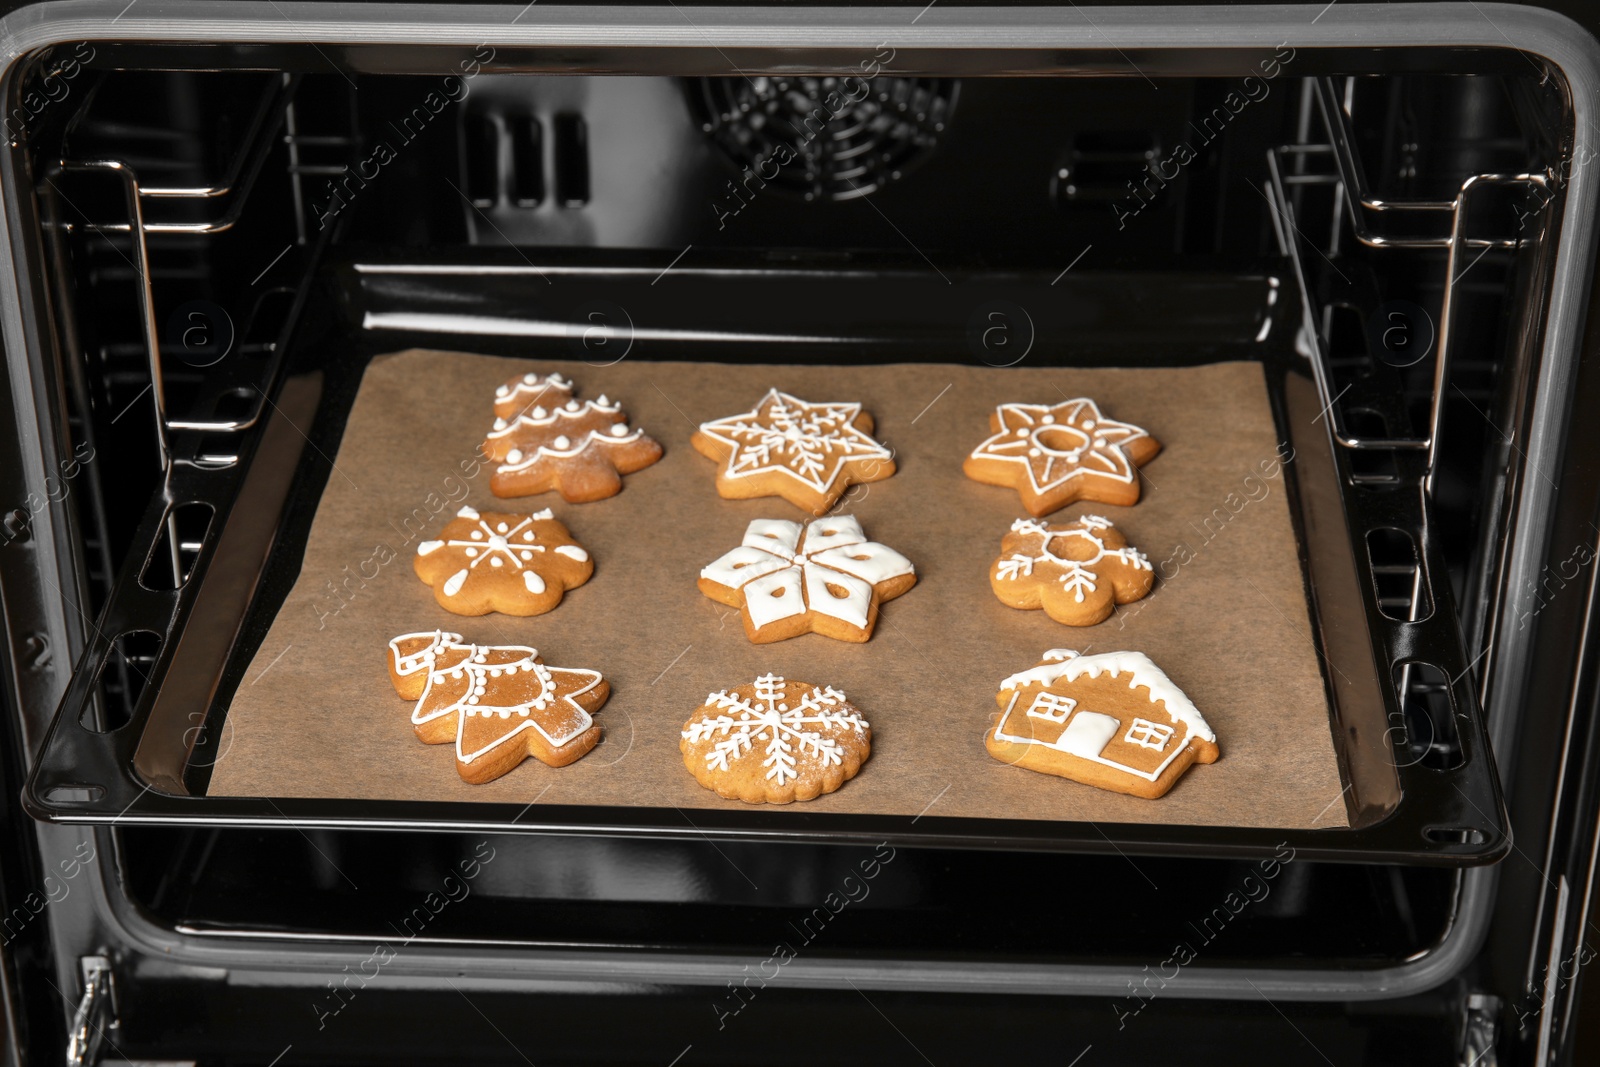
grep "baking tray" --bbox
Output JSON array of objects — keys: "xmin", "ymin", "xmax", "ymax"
[{"xmin": 22, "ymin": 261, "xmax": 1509, "ymax": 864}]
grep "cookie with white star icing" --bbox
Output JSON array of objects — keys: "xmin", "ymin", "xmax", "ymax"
[
  {"xmin": 484, "ymin": 371, "xmax": 663, "ymax": 502},
  {"xmin": 964, "ymin": 398, "xmax": 1160, "ymax": 515},
  {"xmin": 388, "ymin": 631, "xmax": 608, "ymax": 783},
  {"xmin": 692, "ymin": 389, "xmax": 896, "ymax": 516},
  {"xmin": 699, "ymin": 515, "xmax": 916, "ymax": 643},
  {"xmin": 413, "ymin": 506, "xmax": 593, "ymax": 616},
  {"xmin": 991, "ymin": 515, "xmax": 1154, "ymax": 626},
  {"xmin": 680, "ymin": 673, "xmax": 871, "ymax": 804}
]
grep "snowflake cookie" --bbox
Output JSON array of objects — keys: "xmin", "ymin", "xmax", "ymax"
[
  {"xmin": 699, "ymin": 515, "xmax": 916, "ymax": 643},
  {"xmin": 413, "ymin": 506, "xmax": 593, "ymax": 617},
  {"xmin": 987, "ymin": 649, "xmax": 1218, "ymax": 799},
  {"xmin": 388, "ymin": 631, "xmax": 608, "ymax": 783},
  {"xmin": 991, "ymin": 515, "xmax": 1154, "ymax": 626},
  {"xmin": 964, "ymin": 397, "xmax": 1161, "ymax": 515},
  {"xmin": 692, "ymin": 389, "xmax": 896, "ymax": 515},
  {"xmin": 680, "ymin": 673, "xmax": 871, "ymax": 804},
  {"xmin": 484, "ymin": 370, "xmax": 663, "ymax": 502}
]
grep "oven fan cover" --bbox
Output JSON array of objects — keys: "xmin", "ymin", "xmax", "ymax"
[{"xmin": 691, "ymin": 75, "xmax": 958, "ymax": 201}]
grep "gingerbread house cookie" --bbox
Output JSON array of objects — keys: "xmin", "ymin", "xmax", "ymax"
[
  {"xmin": 965, "ymin": 397, "xmax": 1160, "ymax": 515},
  {"xmin": 987, "ymin": 649, "xmax": 1217, "ymax": 798},
  {"xmin": 692, "ymin": 389, "xmax": 896, "ymax": 515},
  {"xmin": 388, "ymin": 631, "xmax": 609, "ymax": 784}
]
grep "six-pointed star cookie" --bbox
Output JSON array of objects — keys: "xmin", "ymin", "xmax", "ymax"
[
  {"xmin": 964, "ymin": 398, "xmax": 1161, "ymax": 514},
  {"xmin": 699, "ymin": 516, "xmax": 917, "ymax": 643},
  {"xmin": 680, "ymin": 673, "xmax": 871, "ymax": 804},
  {"xmin": 991, "ymin": 515, "xmax": 1154, "ymax": 626},
  {"xmin": 388, "ymin": 631, "xmax": 608, "ymax": 783},
  {"xmin": 413, "ymin": 506, "xmax": 593, "ymax": 617},
  {"xmin": 692, "ymin": 389, "xmax": 896, "ymax": 515},
  {"xmin": 484, "ymin": 370, "xmax": 663, "ymax": 502}
]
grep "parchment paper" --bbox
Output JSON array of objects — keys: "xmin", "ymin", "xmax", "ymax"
[{"xmin": 209, "ymin": 350, "xmax": 1348, "ymax": 829}]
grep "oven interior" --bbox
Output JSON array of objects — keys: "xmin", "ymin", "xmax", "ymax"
[{"xmin": 0, "ymin": 34, "xmax": 1582, "ymax": 1061}]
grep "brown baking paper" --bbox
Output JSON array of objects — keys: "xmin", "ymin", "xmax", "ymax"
[{"xmin": 209, "ymin": 350, "xmax": 1348, "ymax": 829}]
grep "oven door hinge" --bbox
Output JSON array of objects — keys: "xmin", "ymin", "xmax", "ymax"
[
  {"xmin": 65, "ymin": 956, "xmax": 117, "ymax": 1067},
  {"xmin": 1460, "ymin": 992, "xmax": 1501, "ymax": 1067}
]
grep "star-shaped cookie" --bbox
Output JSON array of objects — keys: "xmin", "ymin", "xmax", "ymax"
[
  {"xmin": 413, "ymin": 506, "xmax": 593, "ymax": 616},
  {"xmin": 692, "ymin": 389, "xmax": 896, "ymax": 515},
  {"xmin": 388, "ymin": 631, "xmax": 608, "ymax": 783},
  {"xmin": 964, "ymin": 398, "xmax": 1160, "ymax": 515}
]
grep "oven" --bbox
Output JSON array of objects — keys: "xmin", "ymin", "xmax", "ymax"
[{"xmin": 0, "ymin": 3, "xmax": 1598, "ymax": 1064}]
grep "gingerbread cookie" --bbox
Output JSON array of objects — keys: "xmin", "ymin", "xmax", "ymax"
[
  {"xmin": 413, "ymin": 506, "xmax": 592, "ymax": 616},
  {"xmin": 986, "ymin": 649, "xmax": 1217, "ymax": 798},
  {"xmin": 964, "ymin": 398, "xmax": 1160, "ymax": 515},
  {"xmin": 692, "ymin": 389, "xmax": 896, "ymax": 515},
  {"xmin": 388, "ymin": 631, "xmax": 608, "ymax": 783},
  {"xmin": 991, "ymin": 516, "xmax": 1153, "ymax": 626},
  {"xmin": 699, "ymin": 516, "xmax": 916, "ymax": 643},
  {"xmin": 484, "ymin": 371, "xmax": 662, "ymax": 502},
  {"xmin": 680, "ymin": 673, "xmax": 871, "ymax": 803}
]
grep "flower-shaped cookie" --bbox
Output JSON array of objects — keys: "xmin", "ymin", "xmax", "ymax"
[
  {"xmin": 413, "ymin": 506, "xmax": 592, "ymax": 616},
  {"xmin": 484, "ymin": 371, "xmax": 663, "ymax": 502},
  {"xmin": 388, "ymin": 631, "xmax": 608, "ymax": 783},
  {"xmin": 991, "ymin": 516, "xmax": 1153, "ymax": 626},
  {"xmin": 680, "ymin": 673, "xmax": 871, "ymax": 803},
  {"xmin": 965, "ymin": 397, "xmax": 1160, "ymax": 514},
  {"xmin": 698, "ymin": 516, "xmax": 916, "ymax": 643},
  {"xmin": 692, "ymin": 389, "xmax": 896, "ymax": 515}
]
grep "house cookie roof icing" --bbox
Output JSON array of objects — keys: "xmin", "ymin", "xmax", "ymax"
[{"xmin": 999, "ymin": 648, "xmax": 1216, "ymax": 743}]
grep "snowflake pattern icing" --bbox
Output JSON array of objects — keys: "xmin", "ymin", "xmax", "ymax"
[
  {"xmin": 696, "ymin": 390, "xmax": 892, "ymax": 494},
  {"xmin": 700, "ymin": 515, "xmax": 915, "ymax": 636},
  {"xmin": 682, "ymin": 674, "xmax": 868, "ymax": 785},
  {"xmin": 415, "ymin": 506, "xmax": 592, "ymax": 610},
  {"xmin": 970, "ymin": 398, "xmax": 1151, "ymax": 495},
  {"xmin": 996, "ymin": 516, "xmax": 1151, "ymax": 604}
]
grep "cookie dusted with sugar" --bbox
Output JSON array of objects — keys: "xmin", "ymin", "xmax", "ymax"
[
  {"xmin": 964, "ymin": 397, "xmax": 1160, "ymax": 515},
  {"xmin": 986, "ymin": 649, "xmax": 1218, "ymax": 799},
  {"xmin": 413, "ymin": 506, "xmax": 592, "ymax": 616},
  {"xmin": 484, "ymin": 370, "xmax": 662, "ymax": 502},
  {"xmin": 991, "ymin": 515, "xmax": 1154, "ymax": 626},
  {"xmin": 692, "ymin": 389, "xmax": 895, "ymax": 515},
  {"xmin": 388, "ymin": 631, "xmax": 608, "ymax": 783},
  {"xmin": 680, "ymin": 673, "xmax": 871, "ymax": 804},
  {"xmin": 699, "ymin": 515, "xmax": 916, "ymax": 643}
]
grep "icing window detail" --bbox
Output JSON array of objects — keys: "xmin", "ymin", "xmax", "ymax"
[
  {"xmin": 1025, "ymin": 691, "xmax": 1077, "ymax": 723},
  {"xmin": 1125, "ymin": 717, "xmax": 1175, "ymax": 751}
]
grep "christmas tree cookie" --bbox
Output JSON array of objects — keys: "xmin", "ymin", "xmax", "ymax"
[{"xmin": 484, "ymin": 370, "xmax": 663, "ymax": 502}]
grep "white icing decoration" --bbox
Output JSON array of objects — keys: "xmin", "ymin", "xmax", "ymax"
[
  {"xmin": 696, "ymin": 389, "xmax": 892, "ymax": 494},
  {"xmin": 523, "ymin": 570, "xmax": 545, "ymax": 594},
  {"xmin": 993, "ymin": 516, "xmax": 1151, "ymax": 603},
  {"xmin": 443, "ymin": 569, "xmax": 469, "ymax": 597},
  {"xmin": 393, "ymin": 631, "xmax": 601, "ymax": 761},
  {"xmin": 554, "ymin": 435, "xmax": 571, "ymax": 449},
  {"xmin": 998, "ymin": 650, "xmax": 1215, "ymax": 743},
  {"xmin": 506, "ymin": 449, "xmax": 523, "ymax": 463},
  {"xmin": 416, "ymin": 540, "xmax": 444, "ymax": 556},
  {"xmin": 554, "ymin": 545, "xmax": 589, "ymax": 562},
  {"xmin": 457, "ymin": 505, "xmax": 480, "ymax": 519},
  {"xmin": 700, "ymin": 516, "xmax": 913, "ymax": 633},
  {"xmin": 969, "ymin": 398, "xmax": 1150, "ymax": 494},
  {"xmin": 681, "ymin": 674, "xmax": 866, "ymax": 785}
]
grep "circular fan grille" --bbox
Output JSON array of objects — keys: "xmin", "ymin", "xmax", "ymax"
[{"xmin": 692, "ymin": 75, "xmax": 958, "ymax": 202}]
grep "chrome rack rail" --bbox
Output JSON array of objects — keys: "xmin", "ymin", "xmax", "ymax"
[
  {"xmin": 1269, "ymin": 77, "xmax": 1546, "ymax": 487},
  {"xmin": 44, "ymin": 74, "xmax": 304, "ymax": 470}
]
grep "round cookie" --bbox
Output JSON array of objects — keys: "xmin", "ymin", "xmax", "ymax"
[
  {"xmin": 680, "ymin": 674, "xmax": 871, "ymax": 804},
  {"xmin": 413, "ymin": 505, "xmax": 592, "ymax": 617}
]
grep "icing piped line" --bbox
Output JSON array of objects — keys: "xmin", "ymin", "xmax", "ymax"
[{"xmin": 999, "ymin": 650, "xmax": 1214, "ymax": 742}]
